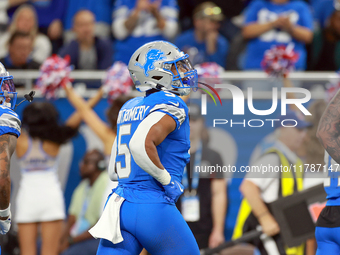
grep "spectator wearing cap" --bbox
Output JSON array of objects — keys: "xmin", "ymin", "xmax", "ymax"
[
  {"xmin": 175, "ymin": 2, "xmax": 229, "ymax": 68},
  {"xmin": 242, "ymin": 0, "xmax": 313, "ymax": 70},
  {"xmin": 112, "ymin": 0, "xmax": 179, "ymax": 65},
  {"xmin": 59, "ymin": 10, "xmax": 113, "ymax": 70},
  {"xmin": 233, "ymin": 110, "xmax": 312, "ymax": 255},
  {"xmin": 309, "ymin": 8, "xmax": 340, "ymax": 71},
  {"xmin": 0, "ymin": 31, "xmax": 40, "ymax": 69},
  {"xmin": 176, "ymin": 104, "xmax": 227, "ymax": 249}
]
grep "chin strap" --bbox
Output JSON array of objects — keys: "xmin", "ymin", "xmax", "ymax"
[{"xmin": 14, "ymin": 91, "xmax": 35, "ymax": 110}]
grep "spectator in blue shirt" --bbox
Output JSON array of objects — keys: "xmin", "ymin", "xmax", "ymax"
[
  {"xmin": 59, "ymin": 10, "xmax": 113, "ymax": 70},
  {"xmin": 175, "ymin": 2, "xmax": 229, "ymax": 68},
  {"xmin": 112, "ymin": 0, "xmax": 179, "ymax": 64},
  {"xmin": 242, "ymin": 0, "xmax": 313, "ymax": 70}
]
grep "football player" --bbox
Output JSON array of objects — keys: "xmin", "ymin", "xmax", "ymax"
[
  {"xmin": 89, "ymin": 41, "xmax": 200, "ymax": 254},
  {"xmin": 316, "ymin": 88, "xmax": 340, "ymax": 254},
  {"xmin": 0, "ymin": 63, "xmax": 21, "ymax": 234}
]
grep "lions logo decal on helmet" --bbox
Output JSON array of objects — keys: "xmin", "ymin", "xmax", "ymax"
[{"xmin": 135, "ymin": 49, "xmax": 166, "ymax": 77}]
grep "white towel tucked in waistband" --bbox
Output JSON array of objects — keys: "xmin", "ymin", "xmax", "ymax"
[{"xmin": 88, "ymin": 193, "xmax": 125, "ymax": 244}]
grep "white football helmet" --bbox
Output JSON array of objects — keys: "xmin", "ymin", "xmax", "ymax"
[
  {"xmin": 0, "ymin": 63, "xmax": 17, "ymax": 109},
  {"xmin": 128, "ymin": 40, "xmax": 198, "ymax": 96}
]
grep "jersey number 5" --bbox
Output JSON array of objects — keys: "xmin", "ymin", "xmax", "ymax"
[{"xmin": 116, "ymin": 124, "xmax": 131, "ymax": 179}]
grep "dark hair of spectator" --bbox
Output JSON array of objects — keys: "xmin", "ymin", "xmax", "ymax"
[
  {"xmin": 8, "ymin": 31, "xmax": 33, "ymax": 45},
  {"xmin": 22, "ymin": 102, "xmax": 78, "ymax": 144},
  {"xmin": 106, "ymin": 95, "xmax": 133, "ymax": 132}
]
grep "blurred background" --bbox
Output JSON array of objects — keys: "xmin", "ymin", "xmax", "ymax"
[{"xmin": 0, "ymin": 0, "xmax": 338, "ymax": 254}]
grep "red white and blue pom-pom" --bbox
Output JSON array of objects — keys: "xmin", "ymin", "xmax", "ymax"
[
  {"xmin": 35, "ymin": 55, "xmax": 73, "ymax": 99},
  {"xmin": 261, "ymin": 43, "xmax": 299, "ymax": 78},
  {"xmin": 195, "ymin": 62, "xmax": 224, "ymax": 79},
  {"xmin": 102, "ymin": 61, "xmax": 133, "ymax": 103},
  {"xmin": 194, "ymin": 62, "xmax": 224, "ymax": 91}
]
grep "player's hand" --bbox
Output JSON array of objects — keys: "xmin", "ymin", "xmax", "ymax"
[
  {"xmin": 258, "ymin": 213, "xmax": 280, "ymax": 236},
  {"xmin": 163, "ymin": 177, "xmax": 184, "ymax": 203},
  {"xmin": 136, "ymin": 0, "xmax": 150, "ymax": 12},
  {"xmin": 276, "ymin": 16, "xmax": 293, "ymax": 32},
  {"xmin": 149, "ymin": 0, "xmax": 162, "ymax": 17},
  {"xmin": 0, "ymin": 212, "xmax": 11, "ymax": 235}
]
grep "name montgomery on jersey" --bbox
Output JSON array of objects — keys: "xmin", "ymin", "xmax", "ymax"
[{"xmin": 117, "ymin": 105, "xmax": 150, "ymax": 124}]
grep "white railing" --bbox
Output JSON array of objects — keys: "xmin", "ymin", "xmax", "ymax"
[{"xmin": 10, "ymin": 70, "xmax": 333, "ymax": 99}]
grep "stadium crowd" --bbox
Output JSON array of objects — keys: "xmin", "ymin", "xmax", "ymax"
[{"xmin": 0, "ymin": 0, "xmax": 338, "ymax": 71}]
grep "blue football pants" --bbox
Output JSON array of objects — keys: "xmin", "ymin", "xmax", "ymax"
[
  {"xmin": 315, "ymin": 226, "xmax": 340, "ymax": 254},
  {"xmin": 96, "ymin": 200, "xmax": 200, "ymax": 255}
]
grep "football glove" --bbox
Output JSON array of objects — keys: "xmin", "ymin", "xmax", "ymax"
[{"xmin": 163, "ymin": 177, "xmax": 184, "ymax": 203}]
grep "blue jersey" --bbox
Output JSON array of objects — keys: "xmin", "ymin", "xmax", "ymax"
[
  {"xmin": 0, "ymin": 105, "xmax": 21, "ymax": 138},
  {"xmin": 175, "ymin": 29, "xmax": 229, "ymax": 67},
  {"xmin": 243, "ymin": 0, "xmax": 313, "ymax": 70},
  {"xmin": 324, "ymin": 151, "xmax": 340, "ymax": 206},
  {"xmin": 113, "ymin": 91, "xmax": 190, "ymax": 204},
  {"xmin": 112, "ymin": 0, "xmax": 179, "ymax": 64}
]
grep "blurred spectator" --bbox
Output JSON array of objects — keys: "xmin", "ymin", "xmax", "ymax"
[
  {"xmin": 175, "ymin": 2, "xmax": 229, "ymax": 67},
  {"xmin": 63, "ymin": 0, "xmax": 113, "ymax": 42},
  {"xmin": 15, "ymin": 102, "xmax": 79, "ymax": 255},
  {"xmin": 0, "ymin": 31, "xmax": 40, "ymax": 69},
  {"xmin": 59, "ymin": 10, "xmax": 113, "ymax": 70},
  {"xmin": 112, "ymin": 0, "xmax": 179, "ymax": 64},
  {"xmin": 309, "ymin": 9, "xmax": 340, "ymax": 71},
  {"xmin": 177, "ymin": 104, "xmax": 227, "ymax": 250},
  {"xmin": 177, "ymin": 0, "xmax": 246, "ymax": 42},
  {"xmin": 0, "ymin": 0, "xmax": 28, "ymax": 33},
  {"xmin": 242, "ymin": 0, "xmax": 313, "ymax": 70},
  {"xmin": 59, "ymin": 149, "xmax": 109, "ymax": 255},
  {"xmin": 234, "ymin": 110, "xmax": 311, "ymax": 255},
  {"xmin": 0, "ymin": 4, "xmax": 52, "ymax": 63},
  {"xmin": 5, "ymin": 0, "xmax": 67, "ymax": 53}
]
